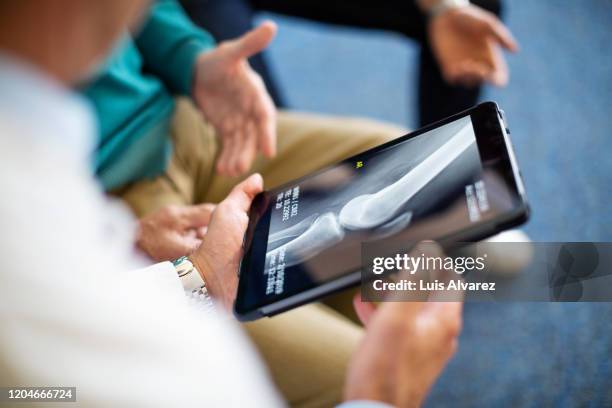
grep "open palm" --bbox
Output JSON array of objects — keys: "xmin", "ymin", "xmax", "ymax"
[
  {"xmin": 193, "ymin": 22, "xmax": 277, "ymax": 177},
  {"xmin": 429, "ymin": 5, "xmax": 519, "ymax": 87}
]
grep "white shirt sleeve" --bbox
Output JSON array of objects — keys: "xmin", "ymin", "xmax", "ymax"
[{"xmin": 0, "ymin": 132, "xmax": 284, "ymax": 407}]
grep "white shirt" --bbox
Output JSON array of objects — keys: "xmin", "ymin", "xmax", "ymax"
[{"xmin": 0, "ymin": 54, "xmax": 284, "ymax": 407}]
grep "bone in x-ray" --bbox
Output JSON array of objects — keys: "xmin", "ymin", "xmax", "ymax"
[{"xmin": 266, "ymin": 121, "xmax": 475, "ymax": 268}]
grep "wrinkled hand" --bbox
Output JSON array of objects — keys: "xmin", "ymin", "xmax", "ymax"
[
  {"xmin": 193, "ymin": 22, "xmax": 277, "ymax": 177},
  {"xmin": 190, "ymin": 174, "xmax": 263, "ymax": 310},
  {"xmin": 429, "ymin": 4, "xmax": 519, "ymax": 87},
  {"xmin": 136, "ymin": 203, "xmax": 215, "ymax": 262},
  {"xmin": 344, "ymin": 243, "xmax": 463, "ymax": 408}
]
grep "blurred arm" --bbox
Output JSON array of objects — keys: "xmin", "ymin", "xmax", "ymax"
[
  {"xmin": 135, "ymin": 0, "xmax": 215, "ymax": 94},
  {"xmin": 0, "ymin": 119, "xmax": 282, "ymax": 406}
]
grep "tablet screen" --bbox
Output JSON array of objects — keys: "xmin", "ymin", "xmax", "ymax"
[{"xmin": 237, "ymin": 106, "xmax": 524, "ymax": 313}]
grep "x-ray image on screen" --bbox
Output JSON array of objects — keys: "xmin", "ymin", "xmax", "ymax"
[{"xmin": 262, "ymin": 116, "xmax": 490, "ymax": 298}]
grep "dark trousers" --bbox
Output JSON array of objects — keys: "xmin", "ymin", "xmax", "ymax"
[{"xmin": 182, "ymin": 0, "xmax": 501, "ymax": 126}]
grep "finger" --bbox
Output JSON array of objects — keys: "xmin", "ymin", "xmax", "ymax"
[
  {"xmin": 216, "ymin": 122, "xmax": 238, "ymax": 176},
  {"xmin": 228, "ymin": 111, "xmax": 253, "ymax": 175},
  {"xmin": 444, "ymin": 63, "xmax": 479, "ymax": 86},
  {"xmin": 461, "ymin": 60, "xmax": 491, "ymax": 79},
  {"xmin": 223, "ymin": 127, "xmax": 241, "ymax": 177},
  {"xmin": 419, "ymin": 241, "xmax": 465, "ymax": 301},
  {"xmin": 225, "ymin": 173, "xmax": 264, "ymax": 213},
  {"xmin": 378, "ymin": 301, "xmax": 427, "ymax": 331},
  {"xmin": 452, "ymin": 60, "xmax": 491, "ymax": 87},
  {"xmin": 414, "ymin": 241, "xmax": 463, "ymax": 338},
  {"xmin": 224, "ymin": 115, "xmax": 246, "ymax": 177},
  {"xmin": 181, "ymin": 234, "xmax": 203, "ymax": 254},
  {"xmin": 236, "ymin": 121, "xmax": 257, "ymax": 174},
  {"xmin": 196, "ymin": 226, "xmax": 208, "ymax": 238},
  {"xmin": 486, "ymin": 46, "xmax": 509, "ymax": 87},
  {"xmin": 180, "ymin": 203, "xmax": 216, "ymax": 228},
  {"xmin": 216, "ymin": 147, "xmax": 231, "ymax": 175},
  {"xmin": 255, "ymin": 95, "xmax": 277, "ymax": 158},
  {"xmin": 410, "ymin": 240, "xmax": 444, "ymax": 264},
  {"xmin": 224, "ymin": 21, "xmax": 277, "ymax": 61},
  {"xmin": 482, "ymin": 15, "xmax": 519, "ymax": 52},
  {"xmin": 164, "ymin": 232, "xmax": 203, "ymax": 259},
  {"xmin": 216, "ymin": 129, "xmax": 231, "ymax": 175},
  {"xmin": 352, "ymin": 293, "xmax": 377, "ymax": 326},
  {"xmin": 421, "ymin": 301, "xmax": 463, "ymax": 343}
]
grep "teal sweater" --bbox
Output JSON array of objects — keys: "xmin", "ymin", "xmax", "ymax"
[{"xmin": 82, "ymin": 0, "xmax": 214, "ymax": 191}]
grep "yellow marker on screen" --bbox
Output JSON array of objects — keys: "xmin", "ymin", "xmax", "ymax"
[{"xmin": 356, "ymin": 161, "xmax": 363, "ymax": 169}]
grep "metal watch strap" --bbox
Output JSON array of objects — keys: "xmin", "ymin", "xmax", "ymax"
[
  {"xmin": 428, "ymin": 0, "xmax": 469, "ymax": 17},
  {"xmin": 172, "ymin": 256, "xmax": 212, "ymax": 301}
]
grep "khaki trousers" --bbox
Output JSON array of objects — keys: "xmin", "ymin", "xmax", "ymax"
[{"xmin": 114, "ymin": 98, "xmax": 405, "ymax": 408}]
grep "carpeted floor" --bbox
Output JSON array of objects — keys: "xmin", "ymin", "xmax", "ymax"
[{"xmin": 258, "ymin": 1, "xmax": 612, "ymax": 406}]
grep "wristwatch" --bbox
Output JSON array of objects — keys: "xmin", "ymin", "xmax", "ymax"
[
  {"xmin": 172, "ymin": 256, "xmax": 213, "ymax": 303},
  {"xmin": 425, "ymin": 0, "xmax": 470, "ymax": 17}
]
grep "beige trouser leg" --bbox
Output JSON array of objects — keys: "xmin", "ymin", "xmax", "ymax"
[{"xmin": 114, "ymin": 98, "xmax": 406, "ymax": 408}]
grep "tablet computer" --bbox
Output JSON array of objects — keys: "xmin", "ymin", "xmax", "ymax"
[{"xmin": 235, "ymin": 102, "xmax": 529, "ymax": 321}]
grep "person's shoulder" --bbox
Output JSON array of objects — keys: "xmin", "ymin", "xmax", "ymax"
[
  {"xmin": 0, "ymin": 115, "xmax": 99, "ymax": 223},
  {"xmin": 0, "ymin": 113, "xmax": 92, "ymax": 175}
]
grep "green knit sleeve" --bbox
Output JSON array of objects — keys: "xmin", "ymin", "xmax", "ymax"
[{"xmin": 135, "ymin": 0, "xmax": 215, "ymax": 95}]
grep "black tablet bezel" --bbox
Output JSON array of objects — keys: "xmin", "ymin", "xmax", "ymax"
[{"xmin": 235, "ymin": 102, "xmax": 529, "ymax": 320}]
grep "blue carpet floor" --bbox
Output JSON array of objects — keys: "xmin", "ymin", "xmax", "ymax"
[{"xmin": 257, "ymin": 1, "xmax": 612, "ymax": 406}]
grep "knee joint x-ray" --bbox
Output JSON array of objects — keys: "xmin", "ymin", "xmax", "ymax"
[{"xmin": 266, "ymin": 118, "xmax": 477, "ymax": 271}]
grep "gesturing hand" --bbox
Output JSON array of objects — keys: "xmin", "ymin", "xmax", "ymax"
[
  {"xmin": 429, "ymin": 4, "xmax": 519, "ymax": 87},
  {"xmin": 193, "ymin": 22, "xmax": 277, "ymax": 177},
  {"xmin": 345, "ymin": 243, "xmax": 463, "ymax": 408},
  {"xmin": 190, "ymin": 174, "xmax": 264, "ymax": 311},
  {"xmin": 136, "ymin": 203, "xmax": 216, "ymax": 262}
]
